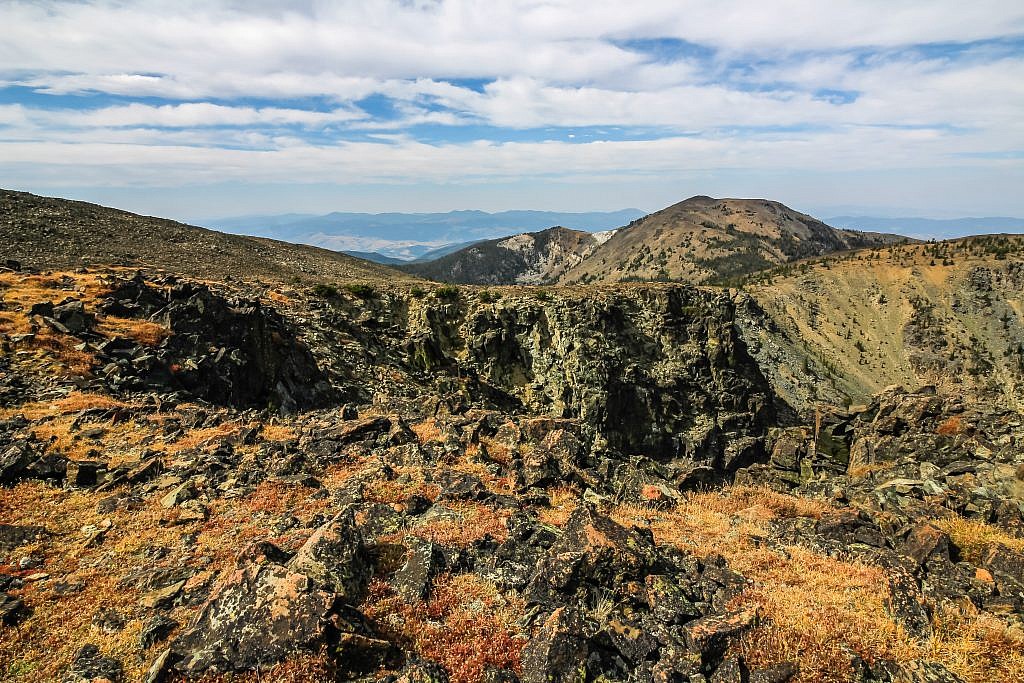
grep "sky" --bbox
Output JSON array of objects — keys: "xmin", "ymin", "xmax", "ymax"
[{"xmin": 1, "ymin": 0, "xmax": 1023, "ymax": 222}]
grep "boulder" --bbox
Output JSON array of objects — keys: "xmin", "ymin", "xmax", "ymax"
[
  {"xmin": 154, "ymin": 541, "xmax": 390, "ymax": 677},
  {"xmin": 520, "ymin": 607, "xmax": 588, "ymax": 683},
  {"xmin": 393, "ymin": 538, "xmax": 443, "ymax": 603},
  {"xmin": 288, "ymin": 507, "xmax": 371, "ymax": 602},
  {"xmin": 63, "ymin": 644, "xmax": 123, "ymax": 683}
]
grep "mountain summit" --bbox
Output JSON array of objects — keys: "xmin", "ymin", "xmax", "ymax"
[
  {"xmin": 403, "ymin": 196, "xmax": 907, "ymax": 286},
  {"xmin": 561, "ymin": 196, "xmax": 906, "ymax": 285}
]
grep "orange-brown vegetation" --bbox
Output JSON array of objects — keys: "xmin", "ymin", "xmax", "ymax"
[
  {"xmin": 399, "ymin": 501, "xmax": 510, "ymax": 547},
  {"xmin": 166, "ymin": 422, "xmax": 248, "ymax": 453},
  {"xmin": 95, "ymin": 317, "xmax": 169, "ymax": 346},
  {"xmin": 261, "ymin": 423, "xmax": 297, "ymax": 442},
  {"xmin": 609, "ymin": 485, "xmax": 1021, "ymax": 683},
  {"xmin": 928, "ymin": 605, "xmax": 1024, "ymax": 682},
  {"xmin": 934, "ymin": 515, "xmax": 1024, "ymax": 564},
  {"xmin": 240, "ymin": 480, "xmax": 331, "ymax": 519},
  {"xmin": 0, "ymin": 482, "xmax": 197, "ymax": 682},
  {"xmin": 734, "ymin": 546, "xmax": 913, "ymax": 681},
  {"xmin": 936, "ymin": 415, "xmax": 967, "ymax": 436},
  {"xmin": 537, "ymin": 485, "xmax": 580, "ymax": 527},
  {"xmin": 362, "ymin": 573, "xmax": 526, "ymax": 683},
  {"xmin": 410, "ymin": 418, "xmax": 444, "ymax": 444}
]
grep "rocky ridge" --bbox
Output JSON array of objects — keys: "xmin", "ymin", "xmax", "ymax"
[
  {"xmin": 0, "ymin": 261, "xmax": 1020, "ymax": 683},
  {"xmin": 0, "ymin": 191, "xmax": 1021, "ymax": 683},
  {"xmin": 738, "ymin": 236, "xmax": 1024, "ymax": 412}
]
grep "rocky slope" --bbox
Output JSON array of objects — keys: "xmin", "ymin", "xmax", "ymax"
[
  {"xmin": 559, "ymin": 196, "xmax": 906, "ymax": 286},
  {"xmin": 402, "ymin": 227, "xmax": 613, "ymax": 285},
  {"xmin": 1, "ymin": 189, "xmax": 410, "ymax": 284},
  {"xmin": 1, "ymin": 195, "xmax": 1022, "ymax": 683},
  {"xmin": 738, "ymin": 236, "xmax": 1024, "ymax": 413}
]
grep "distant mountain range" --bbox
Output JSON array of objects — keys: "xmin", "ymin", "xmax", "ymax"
[
  {"xmin": 204, "ymin": 208, "xmax": 645, "ymax": 261},
  {"xmin": 826, "ymin": 216, "xmax": 1024, "ymax": 240},
  {"xmin": 404, "ymin": 197, "xmax": 909, "ymax": 286}
]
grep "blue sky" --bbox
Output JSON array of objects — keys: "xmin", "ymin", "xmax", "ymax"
[{"xmin": 1, "ymin": 1, "xmax": 1023, "ymax": 222}]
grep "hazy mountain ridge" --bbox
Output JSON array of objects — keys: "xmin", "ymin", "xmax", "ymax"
[
  {"xmin": 205, "ymin": 208, "xmax": 645, "ymax": 260},
  {"xmin": 406, "ymin": 196, "xmax": 909, "ymax": 286},
  {"xmin": 827, "ymin": 215, "xmax": 1024, "ymax": 240}
]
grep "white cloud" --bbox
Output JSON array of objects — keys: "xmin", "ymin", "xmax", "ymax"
[{"xmin": 0, "ymin": 1, "xmax": 1021, "ymax": 215}]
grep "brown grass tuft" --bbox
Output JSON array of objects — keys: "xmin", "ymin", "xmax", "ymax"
[
  {"xmin": 362, "ymin": 573, "xmax": 525, "ymax": 683},
  {"xmin": 934, "ymin": 515, "xmax": 1024, "ymax": 564},
  {"xmin": 95, "ymin": 317, "xmax": 169, "ymax": 346}
]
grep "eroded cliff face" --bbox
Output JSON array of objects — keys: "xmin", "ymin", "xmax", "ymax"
[
  {"xmin": 737, "ymin": 241, "xmax": 1024, "ymax": 415},
  {"xmin": 313, "ymin": 284, "xmax": 781, "ymax": 472}
]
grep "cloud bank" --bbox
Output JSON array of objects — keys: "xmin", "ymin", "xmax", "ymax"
[{"xmin": 1, "ymin": 1, "xmax": 1022, "ymax": 216}]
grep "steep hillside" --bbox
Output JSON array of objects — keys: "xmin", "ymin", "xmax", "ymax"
[
  {"xmin": 560, "ymin": 196, "xmax": 906, "ymax": 285},
  {"xmin": 403, "ymin": 226, "xmax": 613, "ymax": 285},
  {"xmin": 738, "ymin": 235, "xmax": 1024, "ymax": 412},
  {"xmin": 0, "ymin": 189, "xmax": 412, "ymax": 284}
]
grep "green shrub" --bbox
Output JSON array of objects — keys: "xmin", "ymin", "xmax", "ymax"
[
  {"xmin": 344, "ymin": 283, "xmax": 376, "ymax": 298},
  {"xmin": 410, "ymin": 285, "xmax": 426, "ymax": 298},
  {"xmin": 311, "ymin": 283, "xmax": 339, "ymax": 298},
  {"xmin": 435, "ymin": 285, "xmax": 460, "ymax": 300}
]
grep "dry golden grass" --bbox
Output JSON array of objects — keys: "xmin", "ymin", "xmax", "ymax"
[
  {"xmin": 0, "ymin": 481, "xmax": 198, "ymax": 682},
  {"xmin": 95, "ymin": 317, "xmax": 169, "ymax": 346},
  {"xmin": 478, "ymin": 436, "xmax": 513, "ymax": 467},
  {"xmin": 240, "ymin": 480, "xmax": 331, "ymax": 519},
  {"xmin": 933, "ymin": 515, "xmax": 1024, "ymax": 564},
  {"xmin": 402, "ymin": 501, "xmax": 509, "ymax": 547},
  {"xmin": 611, "ymin": 486, "xmax": 925, "ymax": 683},
  {"xmin": 734, "ymin": 546, "xmax": 915, "ymax": 682},
  {"xmin": 608, "ymin": 485, "xmax": 1024, "ymax": 682},
  {"xmin": 166, "ymin": 422, "xmax": 246, "ymax": 453},
  {"xmin": 536, "ymin": 485, "xmax": 580, "ymax": 527},
  {"xmin": 362, "ymin": 468, "xmax": 437, "ymax": 506},
  {"xmin": 0, "ymin": 271, "xmax": 117, "ymax": 377},
  {"xmin": 261, "ymin": 423, "xmax": 297, "ymax": 442},
  {"xmin": 362, "ymin": 573, "xmax": 525, "ymax": 683},
  {"xmin": 410, "ymin": 418, "xmax": 444, "ymax": 444},
  {"xmin": 0, "ymin": 391, "xmax": 127, "ymax": 421},
  {"xmin": 927, "ymin": 605, "xmax": 1024, "ymax": 682}
]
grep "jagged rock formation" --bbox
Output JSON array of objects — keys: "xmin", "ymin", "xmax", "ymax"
[{"xmin": 308, "ymin": 283, "xmax": 782, "ymax": 474}]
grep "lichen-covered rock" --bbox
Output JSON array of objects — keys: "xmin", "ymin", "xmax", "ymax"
[
  {"xmin": 393, "ymin": 538, "xmax": 443, "ymax": 603},
  {"xmin": 287, "ymin": 507, "xmax": 370, "ymax": 602},
  {"xmin": 63, "ymin": 643, "xmax": 123, "ymax": 683},
  {"xmin": 154, "ymin": 541, "xmax": 387, "ymax": 678},
  {"xmin": 520, "ymin": 607, "xmax": 588, "ymax": 683}
]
